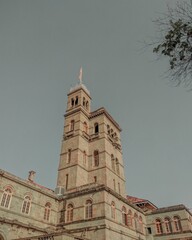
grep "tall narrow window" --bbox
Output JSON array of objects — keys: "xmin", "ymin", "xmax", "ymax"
[
  {"xmin": 75, "ymin": 96, "xmax": 78, "ymax": 105},
  {"xmin": 155, "ymin": 219, "xmax": 163, "ymax": 234},
  {"xmin": 66, "ymin": 204, "xmax": 73, "ymax": 222},
  {"xmin": 139, "ymin": 216, "xmax": 143, "ymax": 233},
  {"xmin": 83, "ymin": 97, "xmax": 86, "ymax": 107},
  {"xmin": 165, "ymin": 217, "xmax": 172, "ymax": 233},
  {"xmin": 134, "ymin": 213, "xmax": 139, "ymax": 231},
  {"xmin": 21, "ymin": 196, "xmax": 31, "ymax": 214},
  {"xmin": 44, "ymin": 203, "xmax": 51, "ymax": 221},
  {"xmin": 127, "ymin": 210, "xmax": 133, "ymax": 227},
  {"xmin": 174, "ymin": 216, "xmax": 182, "ymax": 232},
  {"xmin": 67, "ymin": 149, "xmax": 71, "ymax": 164},
  {"xmin": 86, "ymin": 101, "xmax": 89, "ymax": 109},
  {"xmin": 107, "ymin": 125, "xmax": 110, "ymax": 135},
  {"xmin": 85, "ymin": 200, "xmax": 92, "ymax": 219},
  {"xmin": 111, "ymin": 154, "xmax": 115, "ymax": 171},
  {"xmin": 122, "ymin": 206, "xmax": 127, "ymax": 225},
  {"xmin": 0, "ymin": 188, "xmax": 12, "ymax": 208},
  {"xmin": 113, "ymin": 179, "xmax": 116, "ymax": 191},
  {"xmin": 83, "ymin": 151, "xmax": 87, "ymax": 165},
  {"xmin": 94, "ymin": 176, "xmax": 97, "ymax": 183},
  {"xmin": 94, "ymin": 123, "xmax": 99, "ymax": 134},
  {"xmin": 71, "ymin": 98, "xmax": 74, "ymax": 107},
  {"xmin": 83, "ymin": 122, "xmax": 88, "ymax": 133},
  {"xmin": 70, "ymin": 120, "xmax": 75, "ymax": 131},
  {"xmin": 116, "ymin": 158, "xmax": 120, "ymax": 175},
  {"xmin": 118, "ymin": 182, "xmax": 121, "ymax": 194},
  {"xmin": 111, "ymin": 202, "xmax": 116, "ymax": 219},
  {"xmin": 65, "ymin": 174, "xmax": 69, "ymax": 190},
  {"xmin": 94, "ymin": 150, "xmax": 99, "ymax": 167}
]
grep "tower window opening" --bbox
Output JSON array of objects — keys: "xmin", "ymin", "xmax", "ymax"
[
  {"xmin": 111, "ymin": 155, "xmax": 115, "ymax": 171},
  {"xmin": 65, "ymin": 174, "xmax": 69, "ymax": 190},
  {"xmin": 94, "ymin": 123, "xmax": 99, "ymax": 134},
  {"xmin": 147, "ymin": 227, "xmax": 152, "ymax": 234},
  {"xmin": 83, "ymin": 151, "xmax": 87, "ymax": 165},
  {"xmin": 118, "ymin": 182, "xmax": 120, "ymax": 194},
  {"xmin": 86, "ymin": 101, "xmax": 89, "ymax": 109},
  {"xmin": 83, "ymin": 97, "xmax": 86, "ymax": 106},
  {"xmin": 75, "ymin": 96, "xmax": 78, "ymax": 105},
  {"xmin": 116, "ymin": 158, "xmax": 120, "ymax": 175},
  {"xmin": 111, "ymin": 202, "xmax": 116, "ymax": 219},
  {"xmin": 113, "ymin": 179, "xmax": 116, "ymax": 191},
  {"xmin": 67, "ymin": 149, "xmax": 72, "ymax": 164},
  {"xmin": 70, "ymin": 120, "xmax": 75, "ymax": 131},
  {"xmin": 94, "ymin": 150, "xmax": 99, "ymax": 167},
  {"xmin": 107, "ymin": 125, "xmax": 110, "ymax": 135},
  {"xmin": 71, "ymin": 98, "xmax": 74, "ymax": 107}
]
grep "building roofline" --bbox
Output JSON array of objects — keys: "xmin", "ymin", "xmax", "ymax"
[
  {"xmin": 90, "ymin": 107, "xmax": 122, "ymax": 131},
  {"xmin": 147, "ymin": 204, "xmax": 192, "ymax": 215},
  {"xmin": 0, "ymin": 169, "xmax": 57, "ymax": 199}
]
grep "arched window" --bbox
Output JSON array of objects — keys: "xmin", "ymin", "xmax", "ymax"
[
  {"xmin": 173, "ymin": 216, "xmax": 182, "ymax": 232},
  {"xmin": 67, "ymin": 204, "xmax": 73, "ymax": 222},
  {"xmin": 83, "ymin": 122, "xmax": 88, "ymax": 133},
  {"xmin": 21, "ymin": 195, "xmax": 31, "ymax": 214},
  {"xmin": 165, "ymin": 217, "xmax": 172, "ymax": 233},
  {"xmin": 44, "ymin": 202, "xmax": 51, "ymax": 221},
  {"xmin": 127, "ymin": 210, "xmax": 133, "ymax": 227},
  {"xmin": 94, "ymin": 123, "xmax": 99, "ymax": 134},
  {"xmin": 111, "ymin": 155, "xmax": 115, "ymax": 171},
  {"xmin": 85, "ymin": 200, "xmax": 92, "ymax": 219},
  {"xmin": 139, "ymin": 216, "xmax": 143, "ymax": 233},
  {"xmin": 70, "ymin": 120, "xmax": 75, "ymax": 131},
  {"xmin": 83, "ymin": 151, "xmax": 87, "ymax": 165},
  {"xmin": 83, "ymin": 97, "xmax": 86, "ymax": 107},
  {"xmin": 107, "ymin": 125, "xmax": 110, "ymax": 135},
  {"xmin": 122, "ymin": 206, "xmax": 127, "ymax": 225},
  {"xmin": 71, "ymin": 98, "xmax": 74, "ymax": 107},
  {"xmin": 155, "ymin": 219, "xmax": 163, "ymax": 234},
  {"xmin": 94, "ymin": 150, "xmax": 99, "ymax": 167},
  {"xmin": 134, "ymin": 213, "xmax": 139, "ymax": 230},
  {"xmin": 0, "ymin": 187, "xmax": 12, "ymax": 208},
  {"xmin": 111, "ymin": 201, "xmax": 116, "ymax": 219},
  {"xmin": 67, "ymin": 149, "xmax": 71, "ymax": 164},
  {"xmin": 75, "ymin": 96, "xmax": 78, "ymax": 105},
  {"xmin": 86, "ymin": 101, "xmax": 89, "ymax": 109},
  {"xmin": 116, "ymin": 158, "xmax": 120, "ymax": 175}
]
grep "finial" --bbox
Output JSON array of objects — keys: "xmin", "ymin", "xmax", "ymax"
[{"xmin": 78, "ymin": 67, "xmax": 83, "ymax": 85}]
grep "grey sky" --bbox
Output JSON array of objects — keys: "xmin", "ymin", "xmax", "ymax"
[{"xmin": 0, "ymin": 0, "xmax": 191, "ymax": 209}]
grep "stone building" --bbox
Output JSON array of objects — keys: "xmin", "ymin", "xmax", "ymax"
[{"xmin": 0, "ymin": 80, "xmax": 192, "ymax": 240}]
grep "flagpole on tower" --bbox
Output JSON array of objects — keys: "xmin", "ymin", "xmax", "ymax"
[{"xmin": 78, "ymin": 67, "xmax": 83, "ymax": 85}]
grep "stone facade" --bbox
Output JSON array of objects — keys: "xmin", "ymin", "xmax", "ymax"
[{"xmin": 0, "ymin": 82, "xmax": 192, "ymax": 240}]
